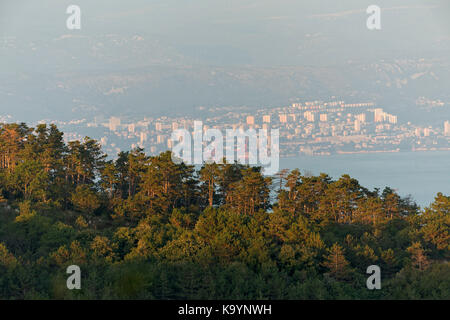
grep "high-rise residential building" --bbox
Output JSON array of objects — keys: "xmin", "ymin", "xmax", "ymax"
[
  {"xmin": 319, "ymin": 114, "xmax": 328, "ymax": 122},
  {"xmin": 387, "ymin": 114, "xmax": 397, "ymax": 124},
  {"xmin": 246, "ymin": 116, "xmax": 255, "ymax": 125},
  {"xmin": 155, "ymin": 122, "xmax": 162, "ymax": 131},
  {"xmin": 304, "ymin": 111, "xmax": 315, "ymax": 122},
  {"xmin": 374, "ymin": 108, "xmax": 397, "ymax": 124},
  {"xmin": 263, "ymin": 115, "xmax": 271, "ymax": 123},
  {"xmin": 354, "ymin": 120, "xmax": 361, "ymax": 132},
  {"xmin": 172, "ymin": 122, "xmax": 179, "ymax": 131},
  {"xmin": 374, "ymin": 108, "xmax": 384, "ymax": 122},
  {"xmin": 140, "ymin": 132, "xmax": 147, "ymax": 145},
  {"xmin": 415, "ymin": 128, "xmax": 422, "ymax": 137},
  {"xmin": 445, "ymin": 121, "xmax": 450, "ymax": 136},
  {"xmin": 423, "ymin": 128, "xmax": 431, "ymax": 137},
  {"xmin": 128, "ymin": 124, "xmax": 135, "ymax": 133},
  {"xmin": 109, "ymin": 117, "xmax": 121, "ymax": 131},
  {"xmin": 355, "ymin": 113, "xmax": 366, "ymax": 123},
  {"xmin": 289, "ymin": 114, "xmax": 296, "ymax": 122},
  {"xmin": 279, "ymin": 114, "xmax": 288, "ymax": 123}
]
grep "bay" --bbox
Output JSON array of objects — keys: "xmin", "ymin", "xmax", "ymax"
[{"xmin": 280, "ymin": 150, "xmax": 450, "ymax": 208}]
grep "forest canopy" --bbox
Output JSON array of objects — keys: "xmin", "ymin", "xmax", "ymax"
[{"xmin": 0, "ymin": 122, "xmax": 449, "ymax": 299}]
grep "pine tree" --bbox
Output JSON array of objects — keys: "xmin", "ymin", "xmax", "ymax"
[
  {"xmin": 407, "ymin": 242, "xmax": 430, "ymax": 271},
  {"xmin": 199, "ymin": 163, "xmax": 220, "ymax": 207},
  {"xmin": 322, "ymin": 243, "xmax": 350, "ymax": 280}
]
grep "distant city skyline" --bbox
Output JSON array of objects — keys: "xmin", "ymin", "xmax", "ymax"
[{"xmin": 7, "ymin": 99, "xmax": 446, "ymax": 160}]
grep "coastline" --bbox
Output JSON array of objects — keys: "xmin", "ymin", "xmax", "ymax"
[{"xmin": 281, "ymin": 147, "xmax": 450, "ymax": 158}]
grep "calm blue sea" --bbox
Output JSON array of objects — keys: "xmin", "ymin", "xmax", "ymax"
[{"xmin": 280, "ymin": 151, "xmax": 450, "ymax": 208}]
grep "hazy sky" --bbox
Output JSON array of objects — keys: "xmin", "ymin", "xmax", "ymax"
[
  {"xmin": 1, "ymin": 1, "xmax": 449, "ymax": 122},
  {"xmin": 1, "ymin": 0, "xmax": 450, "ymax": 67}
]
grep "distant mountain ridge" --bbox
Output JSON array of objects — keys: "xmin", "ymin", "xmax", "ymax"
[{"xmin": 1, "ymin": 34, "xmax": 449, "ymax": 122}]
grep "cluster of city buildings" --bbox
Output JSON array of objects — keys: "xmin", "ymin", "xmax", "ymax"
[{"xmin": 11, "ymin": 100, "xmax": 449, "ymax": 158}]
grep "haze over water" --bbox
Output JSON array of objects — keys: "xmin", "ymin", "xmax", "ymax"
[{"xmin": 281, "ymin": 150, "xmax": 450, "ymax": 208}]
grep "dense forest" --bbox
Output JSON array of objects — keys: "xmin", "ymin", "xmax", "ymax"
[{"xmin": 0, "ymin": 122, "xmax": 448, "ymax": 299}]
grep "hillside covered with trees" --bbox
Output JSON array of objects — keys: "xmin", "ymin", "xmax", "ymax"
[{"xmin": 0, "ymin": 123, "xmax": 449, "ymax": 299}]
